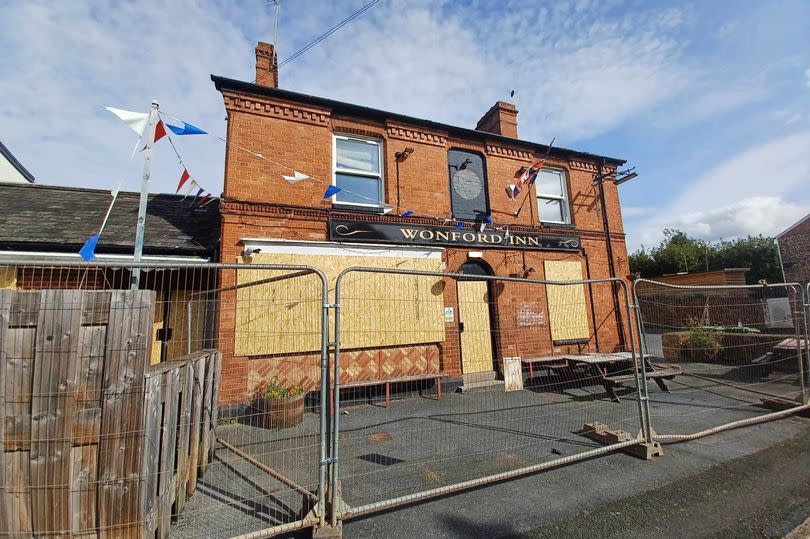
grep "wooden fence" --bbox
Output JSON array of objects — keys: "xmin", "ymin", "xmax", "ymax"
[{"xmin": 0, "ymin": 289, "xmax": 221, "ymax": 538}]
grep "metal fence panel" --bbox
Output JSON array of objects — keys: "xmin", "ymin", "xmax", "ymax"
[
  {"xmin": 633, "ymin": 279, "xmax": 810, "ymax": 443},
  {"xmin": 0, "ymin": 261, "xmax": 330, "ymax": 539},
  {"xmin": 330, "ymin": 267, "xmax": 650, "ymax": 523}
]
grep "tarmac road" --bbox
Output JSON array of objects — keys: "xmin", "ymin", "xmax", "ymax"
[{"xmin": 341, "ymin": 418, "xmax": 810, "ymax": 538}]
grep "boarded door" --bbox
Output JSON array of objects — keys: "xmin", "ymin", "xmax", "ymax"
[
  {"xmin": 458, "ymin": 280, "xmax": 493, "ymax": 373},
  {"xmin": 544, "ymin": 260, "xmax": 590, "ymax": 342}
]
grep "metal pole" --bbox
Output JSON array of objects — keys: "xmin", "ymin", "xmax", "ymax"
[
  {"xmin": 318, "ymin": 280, "xmax": 330, "ymax": 527},
  {"xmin": 131, "ymin": 100, "xmax": 160, "ymax": 289},
  {"xmin": 329, "ymin": 288, "xmax": 342, "ymax": 527}
]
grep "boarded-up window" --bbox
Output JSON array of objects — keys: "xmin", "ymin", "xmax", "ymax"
[
  {"xmin": 544, "ymin": 260, "xmax": 590, "ymax": 343},
  {"xmin": 235, "ymin": 252, "xmax": 445, "ymax": 356},
  {"xmin": 448, "ymin": 149, "xmax": 489, "ymax": 220},
  {"xmin": 0, "ymin": 266, "xmax": 16, "ymax": 289}
]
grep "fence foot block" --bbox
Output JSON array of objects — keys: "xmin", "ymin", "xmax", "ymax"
[
  {"xmin": 312, "ymin": 521, "xmax": 342, "ymax": 539},
  {"xmin": 760, "ymin": 398, "xmax": 810, "ymax": 417},
  {"xmin": 581, "ymin": 422, "xmax": 663, "ymax": 460}
]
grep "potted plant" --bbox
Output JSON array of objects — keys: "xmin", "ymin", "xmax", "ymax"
[{"xmin": 251, "ymin": 378, "xmax": 305, "ymax": 429}]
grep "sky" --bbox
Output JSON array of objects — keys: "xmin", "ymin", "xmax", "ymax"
[{"xmin": 1, "ymin": 0, "xmax": 809, "ymax": 252}]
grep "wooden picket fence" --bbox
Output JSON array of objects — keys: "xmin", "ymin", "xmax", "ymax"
[{"xmin": 0, "ymin": 289, "xmax": 221, "ymax": 538}]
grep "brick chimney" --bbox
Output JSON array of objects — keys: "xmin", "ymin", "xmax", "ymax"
[
  {"xmin": 475, "ymin": 101, "xmax": 518, "ymax": 138},
  {"xmin": 255, "ymin": 41, "xmax": 278, "ymax": 88}
]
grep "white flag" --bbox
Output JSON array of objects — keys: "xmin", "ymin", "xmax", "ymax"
[
  {"xmin": 282, "ymin": 171, "xmax": 311, "ymax": 184},
  {"xmin": 104, "ymin": 106, "xmax": 150, "ymax": 137},
  {"xmin": 382, "ymin": 204, "xmax": 394, "ymax": 215}
]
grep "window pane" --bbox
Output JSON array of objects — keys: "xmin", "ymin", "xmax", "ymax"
[
  {"xmin": 336, "ymin": 138, "xmax": 380, "ymax": 173},
  {"xmin": 537, "ymin": 169, "xmax": 563, "ymax": 197},
  {"xmin": 538, "ymin": 197, "xmax": 564, "ymax": 222},
  {"xmin": 335, "ymin": 173, "xmax": 380, "ymax": 205}
]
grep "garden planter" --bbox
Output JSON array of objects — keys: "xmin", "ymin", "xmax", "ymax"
[{"xmin": 252, "ymin": 394, "xmax": 305, "ymax": 429}]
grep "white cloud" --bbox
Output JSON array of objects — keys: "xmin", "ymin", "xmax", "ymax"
[
  {"xmin": 0, "ymin": 0, "xmax": 692, "ymax": 195},
  {"xmin": 629, "ymin": 131, "xmax": 810, "ymax": 249}
]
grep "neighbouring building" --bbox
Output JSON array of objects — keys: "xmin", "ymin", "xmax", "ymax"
[
  {"xmin": 211, "ymin": 42, "xmax": 634, "ymax": 405},
  {"xmin": 0, "ymin": 182, "xmax": 220, "ymax": 363},
  {"xmin": 777, "ymin": 213, "xmax": 810, "ymax": 287},
  {"xmin": 0, "ymin": 140, "xmax": 35, "ymax": 184}
]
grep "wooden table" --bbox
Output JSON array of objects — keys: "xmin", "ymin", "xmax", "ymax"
[{"xmin": 565, "ymin": 352, "xmax": 681, "ymax": 402}]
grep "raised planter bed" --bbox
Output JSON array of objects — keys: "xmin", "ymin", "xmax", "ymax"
[{"xmin": 662, "ymin": 331, "xmax": 792, "ymax": 363}]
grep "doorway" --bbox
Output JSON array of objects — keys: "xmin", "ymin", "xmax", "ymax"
[{"xmin": 457, "ymin": 261, "xmax": 495, "ymax": 374}]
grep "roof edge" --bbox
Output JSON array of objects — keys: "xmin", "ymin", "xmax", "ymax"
[
  {"xmin": 0, "ymin": 140, "xmax": 35, "ymax": 183},
  {"xmin": 211, "ymin": 74, "xmax": 626, "ymax": 166},
  {"xmin": 776, "ymin": 211, "xmax": 810, "ymax": 238}
]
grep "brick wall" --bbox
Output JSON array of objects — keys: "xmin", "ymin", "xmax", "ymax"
[
  {"xmin": 779, "ymin": 216, "xmax": 810, "ymax": 286},
  {"xmin": 214, "ymin": 76, "xmax": 632, "ymax": 404}
]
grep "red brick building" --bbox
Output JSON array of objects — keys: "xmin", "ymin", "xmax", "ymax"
[
  {"xmin": 212, "ymin": 42, "xmax": 634, "ymax": 405},
  {"xmin": 777, "ymin": 212, "xmax": 810, "ymax": 286}
]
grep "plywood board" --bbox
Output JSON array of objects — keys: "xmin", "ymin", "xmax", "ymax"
[
  {"xmin": 458, "ymin": 281, "xmax": 494, "ymax": 374},
  {"xmin": 544, "ymin": 260, "xmax": 590, "ymax": 342},
  {"xmin": 0, "ymin": 266, "xmax": 16, "ymax": 289},
  {"xmin": 235, "ymin": 253, "xmax": 444, "ymax": 355}
]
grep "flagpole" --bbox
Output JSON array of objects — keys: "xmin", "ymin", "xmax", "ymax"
[{"xmin": 131, "ymin": 100, "xmax": 159, "ymax": 289}]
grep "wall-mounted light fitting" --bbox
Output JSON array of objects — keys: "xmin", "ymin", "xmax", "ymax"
[{"xmin": 395, "ymin": 147, "xmax": 415, "ymax": 161}]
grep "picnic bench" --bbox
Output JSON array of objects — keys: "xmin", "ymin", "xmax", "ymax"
[{"xmin": 522, "ymin": 352, "xmax": 682, "ymax": 402}]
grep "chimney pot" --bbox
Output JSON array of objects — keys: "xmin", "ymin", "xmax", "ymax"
[
  {"xmin": 255, "ymin": 41, "xmax": 278, "ymax": 88},
  {"xmin": 475, "ymin": 101, "xmax": 518, "ymax": 138}
]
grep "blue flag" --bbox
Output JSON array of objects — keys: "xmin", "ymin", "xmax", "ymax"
[
  {"xmin": 323, "ymin": 185, "xmax": 341, "ymax": 199},
  {"xmin": 484, "ymin": 215, "xmax": 493, "ymax": 225},
  {"xmin": 400, "ymin": 210, "xmax": 414, "ymax": 217},
  {"xmin": 455, "ymin": 222, "xmax": 463, "ymax": 231},
  {"xmin": 79, "ymin": 234, "xmax": 100, "ymax": 261},
  {"xmin": 167, "ymin": 122, "xmax": 207, "ymax": 135}
]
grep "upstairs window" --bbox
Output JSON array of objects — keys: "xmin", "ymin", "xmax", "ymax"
[
  {"xmin": 332, "ymin": 134, "xmax": 383, "ymax": 208},
  {"xmin": 536, "ymin": 168, "xmax": 570, "ymax": 225},
  {"xmin": 448, "ymin": 149, "xmax": 489, "ymax": 220}
]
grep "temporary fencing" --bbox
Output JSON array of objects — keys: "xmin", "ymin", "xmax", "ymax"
[
  {"xmin": 632, "ymin": 279, "xmax": 810, "ymax": 443},
  {"xmin": 329, "ymin": 267, "xmax": 652, "ymax": 524},
  {"xmin": 2, "ymin": 259, "xmax": 809, "ymax": 539}
]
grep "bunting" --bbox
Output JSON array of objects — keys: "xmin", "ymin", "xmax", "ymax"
[
  {"xmin": 167, "ymin": 122, "xmax": 207, "ymax": 135},
  {"xmin": 400, "ymin": 210, "xmax": 414, "ymax": 217},
  {"xmin": 323, "ymin": 185, "xmax": 341, "ymax": 199},
  {"xmin": 282, "ymin": 171, "xmax": 312, "ymax": 184},
  {"xmin": 176, "ymin": 169, "xmax": 191, "ymax": 193}
]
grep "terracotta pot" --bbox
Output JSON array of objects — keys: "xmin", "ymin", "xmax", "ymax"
[{"xmin": 252, "ymin": 394, "xmax": 305, "ymax": 429}]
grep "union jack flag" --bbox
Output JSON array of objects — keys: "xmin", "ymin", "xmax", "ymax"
[{"xmin": 514, "ymin": 159, "xmax": 545, "ymax": 197}]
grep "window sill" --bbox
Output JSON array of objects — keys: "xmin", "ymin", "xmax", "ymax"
[
  {"xmin": 332, "ymin": 203, "xmax": 385, "ymax": 215},
  {"xmin": 540, "ymin": 222, "xmax": 575, "ymax": 229}
]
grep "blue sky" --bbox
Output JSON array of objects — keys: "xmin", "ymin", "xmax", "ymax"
[{"xmin": 1, "ymin": 0, "xmax": 808, "ymax": 251}]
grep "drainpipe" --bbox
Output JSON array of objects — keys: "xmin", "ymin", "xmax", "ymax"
[{"xmin": 597, "ymin": 161, "xmax": 626, "ymax": 349}]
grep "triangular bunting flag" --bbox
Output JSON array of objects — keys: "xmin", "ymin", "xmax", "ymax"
[
  {"xmin": 192, "ymin": 192, "xmax": 212, "ymax": 208},
  {"xmin": 506, "ymin": 184, "xmax": 519, "ymax": 199},
  {"xmin": 400, "ymin": 210, "xmax": 414, "ymax": 217},
  {"xmin": 382, "ymin": 205, "xmax": 394, "ymax": 215},
  {"xmin": 167, "ymin": 122, "xmax": 207, "ymax": 135},
  {"xmin": 484, "ymin": 215, "xmax": 493, "ymax": 225},
  {"xmin": 153, "ymin": 120, "xmax": 167, "ymax": 143},
  {"xmin": 188, "ymin": 188, "xmax": 205, "ymax": 206},
  {"xmin": 181, "ymin": 180, "xmax": 199, "ymax": 200},
  {"xmin": 323, "ymin": 185, "xmax": 341, "ymax": 199},
  {"xmin": 104, "ymin": 106, "xmax": 149, "ymax": 136},
  {"xmin": 480, "ymin": 222, "xmax": 486, "ymax": 233},
  {"xmin": 455, "ymin": 222, "xmax": 463, "ymax": 231},
  {"xmin": 176, "ymin": 169, "xmax": 191, "ymax": 193},
  {"xmin": 79, "ymin": 234, "xmax": 100, "ymax": 261},
  {"xmin": 199, "ymin": 194, "xmax": 216, "ymax": 207},
  {"xmin": 282, "ymin": 171, "xmax": 311, "ymax": 184}
]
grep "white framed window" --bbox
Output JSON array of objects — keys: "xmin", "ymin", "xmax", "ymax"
[
  {"xmin": 536, "ymin": 168, "xmax": 570, "ymax": 225},
  {"xmin": 331, "ymin": 134, "xmax": 384, "ymax": 208}
]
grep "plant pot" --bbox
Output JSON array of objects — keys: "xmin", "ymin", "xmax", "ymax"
[{"xmin": 252, "ymin": 394, "xmax": 305, "ymax": 429}]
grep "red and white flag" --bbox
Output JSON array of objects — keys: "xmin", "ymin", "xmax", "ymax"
[{"xmin": 514, "ymin": 159, "xmax": 545, "ymax": 197}]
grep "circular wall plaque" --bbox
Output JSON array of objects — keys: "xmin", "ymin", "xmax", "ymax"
[{"xmin": 452, "ymin": 169, "xmax": 482, "ymax": 200}]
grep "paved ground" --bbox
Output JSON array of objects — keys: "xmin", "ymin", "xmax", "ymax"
[{"xmin": 172, "ymin": 356, "xmax": 808, "ymax": 538}]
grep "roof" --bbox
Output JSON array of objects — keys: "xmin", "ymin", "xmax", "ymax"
[
  {"xmin": 776, "ymin": 211, "xmax": 810, "ymax": 239},
  {"xmin": 0, "ymin": 183, "xmax": 219, "ymax": 256},
  {"xmin": 0, "ymin": 140, "xmax": 35, "ymax": 183},
  {"xmin": 211, "ymin": 75, "xmax": 626, "ymax": 166}
]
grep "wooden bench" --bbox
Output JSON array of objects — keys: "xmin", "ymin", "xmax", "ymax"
[
  {"xmin": 565, "ymin": 353, "xmax": 682, "ymax": 402},
  {"xmin": 339, "ymin": 372, "xmax": 446, "ymax": 408},
  {"xmin": 521, "ymin": 355, "xmax": 570, "ymax": 381}
]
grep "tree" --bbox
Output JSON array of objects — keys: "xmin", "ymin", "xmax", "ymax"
[{"xmin": 629, "ymin": 230, "xmax": 781, "ymax": 284}]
